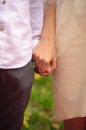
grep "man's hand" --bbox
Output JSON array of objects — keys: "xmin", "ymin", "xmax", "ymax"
[
  {"xmin": 32, "ymin": 1, "xmax": 56, "ymax": 76},
  {"xmin": 32, "ymin": 38, "xmax": 56, "ymax": 76}
]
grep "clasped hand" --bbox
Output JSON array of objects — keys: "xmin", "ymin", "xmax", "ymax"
[{"xmin": 32, "ymin": 39, "xmax": 56, "ymax": 76}]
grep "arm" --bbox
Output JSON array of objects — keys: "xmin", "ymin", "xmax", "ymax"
[
  {"xmin": 33, "ymin": 0, "xmax": 57, "ymax": 76},
  {"xmin": 43, "ymin": 0, "xmax": 56, "ymax": 42}
]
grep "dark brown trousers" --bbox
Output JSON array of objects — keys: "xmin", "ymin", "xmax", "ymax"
[{"xmin": 0, "ymin": 61, "xmax": 34, "ymax": 130}]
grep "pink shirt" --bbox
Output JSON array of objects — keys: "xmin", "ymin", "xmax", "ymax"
[{"xmin": 0, "ymin": 0, "xmax": 43, "ymax": 69}]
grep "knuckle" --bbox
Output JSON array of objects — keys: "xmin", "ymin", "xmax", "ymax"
[{"xmin": 45, "ymin": 59, "xmax": 50, "ymax": 64}]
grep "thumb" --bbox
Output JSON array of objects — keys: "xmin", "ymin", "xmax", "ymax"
[
  {"xmin": 51, "ymin": 57, "xmax": 56, "ymax": 72},
  {"xmin": 47, "ymin": 64, "xmax": 52, "ymax": 74}
]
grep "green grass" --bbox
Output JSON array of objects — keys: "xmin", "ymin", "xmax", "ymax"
[{"xmin": 22, "ymin": 74, "xmax": 63, "ymax": 130}]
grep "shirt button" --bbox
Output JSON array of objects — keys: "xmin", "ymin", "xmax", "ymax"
[
  {"xmin": 2, "ymin": 0, "xmax": 6, "ymax": 4},
  {"xmin": 0, "ymin": 26, "xmax": 4, "ymax": 31}
]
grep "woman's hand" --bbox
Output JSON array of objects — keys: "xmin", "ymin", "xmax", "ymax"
[
  {"xmin": 32, "ymin": 38, "xmax": 56, "ymax": 76},
  {"xmin": 32, "ymin": 1, "xmax": 56, "ymax": 76}
]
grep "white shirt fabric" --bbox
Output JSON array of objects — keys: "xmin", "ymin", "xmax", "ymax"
[{"xmin": 0, "ymin": 0, "xmax": 43, "ymax": 69}]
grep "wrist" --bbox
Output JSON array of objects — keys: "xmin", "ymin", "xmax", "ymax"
[{"xmin": 40, "ymin": 34, "xmax": 55, "ymax": 43}]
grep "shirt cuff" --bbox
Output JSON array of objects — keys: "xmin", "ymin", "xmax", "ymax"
[{"xmin": 32, "ymin": 39, "xmax": 39, "ymax": 50}]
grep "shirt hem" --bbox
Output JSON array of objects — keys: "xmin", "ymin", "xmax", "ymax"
[{"xmin": 0, "ymin": 57, "xmax": 32, "ymax": 69}]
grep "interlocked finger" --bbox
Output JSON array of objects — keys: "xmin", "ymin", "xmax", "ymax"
[{"xmin": 35, "ymin": 59, "xmax": 47, "ymax": 72}]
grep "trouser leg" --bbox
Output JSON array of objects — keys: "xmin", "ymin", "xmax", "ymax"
[{"xmin": 0, "ymin": 61, "xmax": 34, "ymax": 130}]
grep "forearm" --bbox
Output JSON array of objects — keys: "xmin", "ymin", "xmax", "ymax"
[
  {"xmin": 42, "ymin": 1, "xmax": 56, "ymax": 43},
  {"xmin": 32, "ymin": 1, "xmax": 57, "ymax": 75}
]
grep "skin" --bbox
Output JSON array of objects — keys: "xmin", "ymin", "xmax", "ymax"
[
  {"xmin": 64, "ymin": 117, "xmax": 86, "ymax": 130},
  {"xmin": 32, "ymin": 2, "xmax": 56, "ymax": 76}
]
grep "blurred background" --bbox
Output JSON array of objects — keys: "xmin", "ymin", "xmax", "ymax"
[{"xmin": 22, "ymin": 74, "xmax": 63, "ymax": 130}]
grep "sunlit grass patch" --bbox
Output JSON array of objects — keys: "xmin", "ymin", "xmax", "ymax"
[{"xmin": 22, "ymin": 75, "xmax": 63, "ymax": 130}]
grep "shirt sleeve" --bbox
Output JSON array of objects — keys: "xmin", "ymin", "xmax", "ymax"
[{"xmin": 29, "ymin": 0, "xmax": 44, "ymax": 49}]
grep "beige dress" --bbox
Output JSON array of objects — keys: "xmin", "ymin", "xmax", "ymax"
[{"xmin": 52, "ymin": 0, "xmax": 86, "ymax": 121}]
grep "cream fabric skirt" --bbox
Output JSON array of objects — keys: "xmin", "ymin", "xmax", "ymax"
[{"xmin": 53, "ymin": 0, "xmax": 86, "ymax": 121}]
